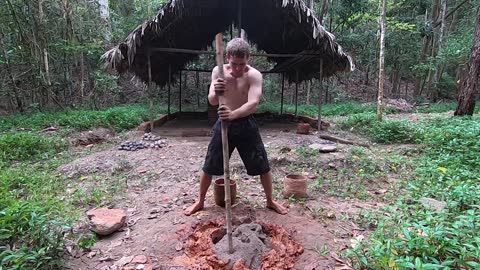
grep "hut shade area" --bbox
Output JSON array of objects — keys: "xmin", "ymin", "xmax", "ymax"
[{"xmin": 102, "ymin": 0, "xmax": 354, "ymax": 87}]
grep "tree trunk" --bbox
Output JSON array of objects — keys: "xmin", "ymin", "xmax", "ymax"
[
  {"xmin": 377, "ymin": 0, "xmax": 386, "ymax": 121},
  {"xmin": 319, "ymin": 0, "xmax": 331, "ymax": 25},
  {"xmin": 365, "ymin": 64, "xmax": 370, "ymax": 85},
  {"xmin": 306, "ymin": 81, "xmax": 311, "ymax": 105},
  {"xmin": 0, "ymin": 30, "xmax": 24, "ymax": 112},
  {"xmin": 79, "ymin": 52, "xmax": 85, "ymax": 103},
  {"xmin": 97, "ymin": 0, "xmax": 111, "ymax": 42},
  {"xmin": 454, "ymin": 6, "xmax": 480, "ymax": 116},
  {"xmin": 432, "ymin": 0, "xmax": 447, "ymax": 101},
  {"xmin": 414, "ymin": 2, "xmax": 440, "ymax": 97},
  {"xmin": 38, "ymin": 0, "xmax": 52, "ymax": 107}
]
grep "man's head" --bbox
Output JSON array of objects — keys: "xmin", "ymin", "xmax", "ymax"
[{"xmin": 226, "ymin": 38, "xmax": 250, "ymax": 77}]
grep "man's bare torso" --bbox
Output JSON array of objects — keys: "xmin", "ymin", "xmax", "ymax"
[{"xmin": 222, "ymin": 64, "xmax": 254, "ymax": 112}]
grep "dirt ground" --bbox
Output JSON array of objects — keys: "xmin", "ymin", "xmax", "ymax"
[{"xmin": 62, "ymin": 119, "xmax": 401, "ymax": 270}]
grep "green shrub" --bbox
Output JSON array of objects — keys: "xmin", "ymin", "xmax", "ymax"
[
  {"xmin": 347, "ymin": 116, "xmax": 480, "ymax": 269},
  {"xmin": 0, "ymin": 133, "xmax": 67, "ymax": 164},
  {"xmin": 367, "ymin": 119, "xmax": 418, "ymax": 143},
  {"xmin": 338, "ymin": 113, "xmax": 377, "ymax": 132},
  {"xmin": 0, "ymin": 202, "xmax": 67, "ymax": 270},
  {"xmin": 0, "ymin": 104, "xmax": 168, "ymax": 132}
]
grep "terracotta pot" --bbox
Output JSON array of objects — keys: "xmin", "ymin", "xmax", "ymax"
[
  {"xmin": 296, "ymin": 123, "xmax": 310, "ymax": 134},
  {"xmin": 283, "ymin": 174, "xmax": 308, "ymax": 199},
  {"xmin": 213, "ymin": 178, "xmax": 237, "ymax": 207}
]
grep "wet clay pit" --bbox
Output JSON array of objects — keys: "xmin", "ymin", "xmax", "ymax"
[{"xmin": 174, "ymin": 218, "xmax": 304, "ymax": 270}]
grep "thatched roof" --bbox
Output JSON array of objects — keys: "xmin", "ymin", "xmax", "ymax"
[{"xmin": 102, "ymin": 0, "xmax": 354, "ymax": 86}]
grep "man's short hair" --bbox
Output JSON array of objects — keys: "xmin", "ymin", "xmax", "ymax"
[{"xmin": 226, "ymin": 38, "xmax": 250, "ymax": 58}]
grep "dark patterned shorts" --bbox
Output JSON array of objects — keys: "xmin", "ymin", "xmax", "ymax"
[{"xmin": 202, "ymin": 116, "xmax": 270, "ymax": 176}]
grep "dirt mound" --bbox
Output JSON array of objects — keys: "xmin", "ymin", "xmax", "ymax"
[
  {"xmin": 173, "ymin": 219, "xmax": 303, "ymax": 270},
  {"xmin": 69, "ymin": 128, "xmax": 115, "ymax": 146}
]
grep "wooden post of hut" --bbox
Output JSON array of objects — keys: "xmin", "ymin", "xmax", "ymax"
[
  {"xmin": 280, "ymin": 73, "xmax": 285, "ymax": 114},
  {"xmin": 168, "ymin": 64, "xmax": 171, "ymax": 115},
  {"xmin": 147, "ymin": 50, "xmax": 154, "ymax": 132},
  {"xmin": 318, "ymin": 58, "xmax": 324, "ymax": 132},
  {"xmin": 179, "ymin": 70, "xmax": 182, "ymax": 113},
  {"xmin": 295, "ymin": 70, "xmax": 299, "ymax": 116}
]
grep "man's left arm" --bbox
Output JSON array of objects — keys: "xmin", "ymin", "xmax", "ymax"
[{"xmin": 231, "ymin": 70, "xmax": 262, "ymax": 119}]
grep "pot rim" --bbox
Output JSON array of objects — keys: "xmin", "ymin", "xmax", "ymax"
[
  {"xmin": 214, "ymin": 178, "xmax": 237, "ymax": 186},
  {"xmin": 284, "ymin": 174, "xmax": 307, "ymax": 180}
]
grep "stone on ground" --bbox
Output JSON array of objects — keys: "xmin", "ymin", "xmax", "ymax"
[
  {"xmin": 87, "ymin": 208, "xmax": 126, "ymax": 236},
  {"xmin": 308, "ymin": 143, "xmax": 337, "ymax": 153},
  {"xmin": 419, "ymin": 197, "xmax": 446, "ymax": 212}
]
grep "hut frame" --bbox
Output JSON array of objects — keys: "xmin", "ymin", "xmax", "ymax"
[{"xmin": 103, "ymin": 0, "xmax": 354, "ymax": 132}]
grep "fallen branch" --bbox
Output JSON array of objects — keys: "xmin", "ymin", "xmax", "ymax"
[{"xmin": 319, "ymin": 133, "xmax": 370, "ymax": 148}]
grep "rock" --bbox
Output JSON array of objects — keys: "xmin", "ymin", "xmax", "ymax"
[
  {"xmin": 113, "ymin": 256, "xmax": 133, "ymax": 267},
  {"xmin": 175, "ymin": 241, "xmax": 183, "ymax": 251},
  {"xmin": 308, "ymin": 143, "xmax": 323, "ymax": 150},
  {"xmin": 309, "ymin": 143, "xmax": 337, "ymax": 153},
  {"xmin": 132, "ymin": 255, "xmax": 148, "ymax": 264},
  {"xmin": 87, "ymin": 208, "xmax": 127, "ymax": 236},
  {"xmin": 419, "ymin": 197, "xmax": 446, "ymax": 212}
]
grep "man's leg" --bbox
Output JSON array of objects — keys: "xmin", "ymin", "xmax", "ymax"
[
  {"xmin": 184, "ymin": 171, "xmax": 212, "ymax": 216},
  {"xmin": 260, "ymin": 171, "xmax": 288, "ymax": 215}
]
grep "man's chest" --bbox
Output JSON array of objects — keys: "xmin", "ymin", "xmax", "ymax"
[{"xmin": 225, "ymin": 75, "xmax": 249, "ymax": 97}]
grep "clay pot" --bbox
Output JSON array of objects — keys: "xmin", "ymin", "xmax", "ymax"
[
  {"xmin": 214, "ymin": 178, "xmax": 237, "ymax": 207},
  {"xmin": 283, "ymin": 174, "xmax": 308, "ymax": 199},
  {"xmin": 296, "ymin": 123, "xmax": 310, "ymax": 134}
]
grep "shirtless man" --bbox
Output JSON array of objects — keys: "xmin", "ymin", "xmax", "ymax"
[{"xmin": 184, "ymin": 38, "xmax": 288, "ymax": 216}]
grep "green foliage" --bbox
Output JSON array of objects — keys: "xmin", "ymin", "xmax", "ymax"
[
  {"xmin": 347, "ymin": 117, "xmax": 480, "ymax": 269},
  {"xmin": 0, "ymin": 133, "xmax": 67, "ymax": 165},
  {"xmin": 258, "ymin": 101, "xmax": 384, "ymax": 117},
  {"xmin": 0, "ymin": 104, "xmax": 168, "ymax": 132},
  {"xmin": 414, "ymin": 103, "xmax": 457, "ymax": 113},
  {"xmin": 0, "ymin": 163, "xmax": 72, "ymax": 270},
  {"xmin": 368, "ymin": 119, "xmax": 418, "ymax": 143},
  {"xmin": 0, "ymin": 203, "xmax": 67, "ymax": 270},
  {"xmin": 339, "ymin": 113, "xmax": 418, "ymax": 143}
]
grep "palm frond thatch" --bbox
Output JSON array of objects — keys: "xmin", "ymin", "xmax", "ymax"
[{"xmin": 102, "ymin": 0, "xmax": 354, "ymax": 86}]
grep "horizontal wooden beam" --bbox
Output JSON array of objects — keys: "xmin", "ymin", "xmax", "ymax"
[
  {"xmin": 180, "ymin": 68, "xmax": 282, "ymax": 74},
  {"xmin": 149, "ymin": 47, "xmax": 322, "ymax": 58}
]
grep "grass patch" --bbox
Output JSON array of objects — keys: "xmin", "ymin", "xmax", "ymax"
[
  {"xmin": 0, "ymin": 132, "xmax": 68, "ymax": 165},
  {"xmin": 258, "ymin": 101, "xmax": 399, "ymax": 118},
  {"xmin": 0, "ymin": 164, "xmax": 72, "ymax": 269},
  {"xmin": 346, "ymin": 116, "xmax": 480, "ymax": 269},
  {"xmin": 338, "ymin": 113, "xmax": 418, "ymax": 143},
  {"xmin": 0, "ymin": 104, "xmax": 169, "ymax": 132}
]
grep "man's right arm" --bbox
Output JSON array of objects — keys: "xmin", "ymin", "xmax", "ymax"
[{"xmin": 208, "ymin": 66, "xmax": 219, "ymax": 106}]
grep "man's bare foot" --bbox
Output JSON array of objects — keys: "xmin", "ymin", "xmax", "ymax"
[
  {"xmin": 184, "ymin": 201, "xmax": 204, "ymax": 216},
  {"xmin": 266, "ymin": 200, "xmax": 288, "ymax": 215}
]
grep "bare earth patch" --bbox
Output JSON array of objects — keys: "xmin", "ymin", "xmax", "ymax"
[{"xmin": 63, "ymin": 124, "xmax": 407, "ymax": 270}]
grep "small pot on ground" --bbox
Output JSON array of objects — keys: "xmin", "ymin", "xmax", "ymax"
[
  {"xmin": 296, "ymin": 123, "xmax": 310, "ymax": 134},
  {"xmin": 283, "ymin": 174, "xmax": 308, "ymax": 199},
  {"xmin": 214, "ymin": 178, "xmax": 237, "ymax": 207}
]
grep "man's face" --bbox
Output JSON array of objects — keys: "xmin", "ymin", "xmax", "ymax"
[{"xmin": 227, "ymin": 55, "xmax": 249, "ymax": 78}]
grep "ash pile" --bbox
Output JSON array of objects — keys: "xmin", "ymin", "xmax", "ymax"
[{"xmin": 118, "ymin": 132, "xmax": 167, "ymax": 151}]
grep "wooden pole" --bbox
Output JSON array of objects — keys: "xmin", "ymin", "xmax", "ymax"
[
  {"xmin": 238, "ymin": 0, "xmax": 242, "ymax": 38},
  {"xmin": 179, "ymin": 70, "xmax": 182, "ymax": 113},
  {"xmin": 215, "ymin": 33, "xmax": 233, "ymax": 254},
  {"xmin": 318, "ymin": 58, "xmax": 323, "ymax": 133},
  {"xmin": 295, "ymin": 70, "xmax": 299, "ymax": 116},
  {"xmin": 280, "ymin": 73, "xmax": 285, "ymax": 114},
  {"xmin": 168, "ymin": 64, "xmax": 171, "ymax": 115},
  {"xmin": 147, "ymin": 51, "xmax": 154, "ymax": 132}
]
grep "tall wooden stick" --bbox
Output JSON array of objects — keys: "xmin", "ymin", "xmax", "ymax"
[
  {"xmin": 318, "ymin": 58, "xmax": 323, "ymax": 133},
  {"xmin": 215, "ymin": 33, "xmax": 233, "ymax": 254}
]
